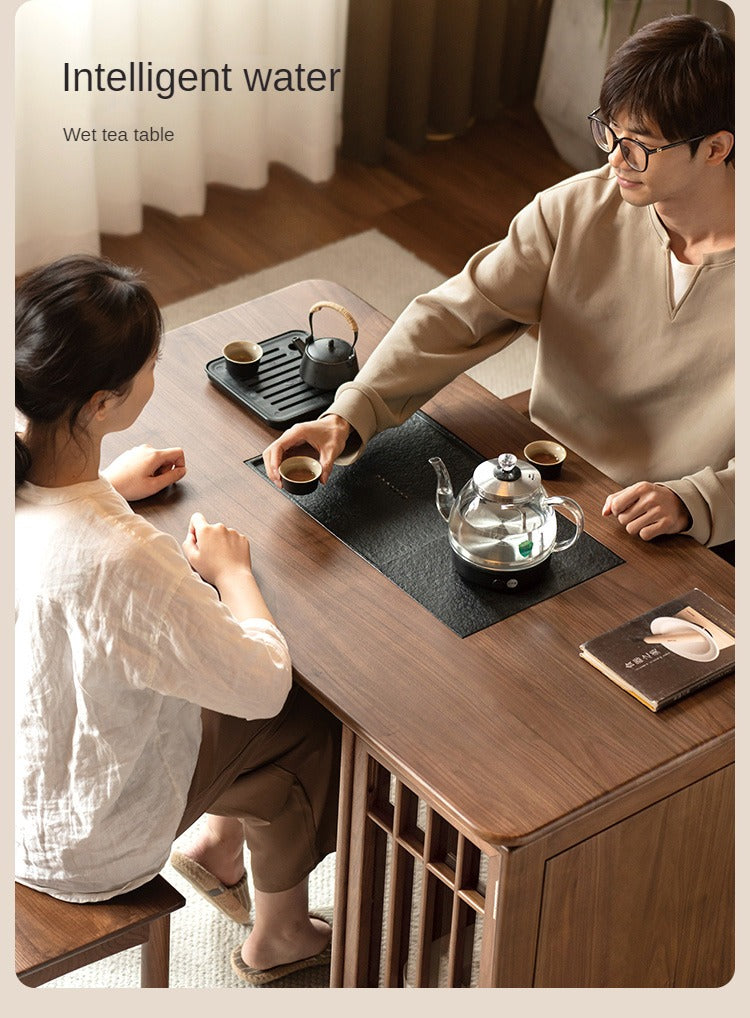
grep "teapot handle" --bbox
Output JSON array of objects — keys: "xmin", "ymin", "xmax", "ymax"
[
  {"xmin": 308, "ymin": 301, "xmax": 359, "ymax": 348},
  {"xmin": 547, "ymin": 495, "xmax": 584, "ymax": 553}
]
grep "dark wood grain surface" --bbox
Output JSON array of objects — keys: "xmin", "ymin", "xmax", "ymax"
[
  {"xmin": 15, "ymin": 876, "xmax": 184, "ymax": 983},
  {"xmin": 102, "ymin": 280, "xmax": 734, "ymax": 848}
]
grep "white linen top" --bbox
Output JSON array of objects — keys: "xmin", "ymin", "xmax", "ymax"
[{"xmin": 15, "ymin": 476, "xmax": 292, "ymax": 901}]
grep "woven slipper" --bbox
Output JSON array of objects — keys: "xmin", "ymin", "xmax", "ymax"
[
  {"xmin": 230, "ymin": 913, "xmax": 332, "ymax": 986},
  {"xmin": 170, "ymin": 850, "xmax": 251, "ymax": 924}
]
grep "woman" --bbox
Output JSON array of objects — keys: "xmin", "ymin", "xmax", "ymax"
[{"xmin": 15, "ymin": 254, "xmax": 340, "ymax": 985}]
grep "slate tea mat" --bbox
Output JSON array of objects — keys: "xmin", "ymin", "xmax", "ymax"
[{"xmin": 246, "ymin": 412, "xmax": 624, "ymax": 637}]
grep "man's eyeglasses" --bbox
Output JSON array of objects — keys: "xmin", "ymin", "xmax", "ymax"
[{"xmin": 587, "ymin": 109, "xmax": 706, "ymax": 172}]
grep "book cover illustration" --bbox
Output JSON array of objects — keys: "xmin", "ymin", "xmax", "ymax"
[{"xmin": 579, "ymin": 588, "xmax": 735, "ymax": 712}]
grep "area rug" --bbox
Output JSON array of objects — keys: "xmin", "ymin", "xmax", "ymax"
[{"xmin": 45, "ymin": 231, "xmax": 534, "ymax": 991}]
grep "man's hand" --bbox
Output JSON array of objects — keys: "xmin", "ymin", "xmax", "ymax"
[
  {"xmin": 103, "ymin": 444, "xmax": 186, "ymax": 501},
  {"xmin": 602, "ymin": 482, "xmax": 690, "ymax": 540},
  {"xmin": 263, "ymin": 414, "xmax": 351, "ymax": 487}
]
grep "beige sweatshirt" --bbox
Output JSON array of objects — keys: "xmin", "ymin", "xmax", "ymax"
[{"xmin": 328, "ymin": 167, "xmax": 734, "ymax": 547}]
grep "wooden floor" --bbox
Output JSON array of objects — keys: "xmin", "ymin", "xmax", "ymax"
[{"xmin": 101, "ymin": 103, "xmax": 574, "ymax": 308}]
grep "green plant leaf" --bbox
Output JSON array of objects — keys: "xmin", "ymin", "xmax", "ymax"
[
  {"xmin": 629, "ymin": 0, "xmax": 643, "ymax": 35},
  {"xmin": 600, "ymin": 0, "xmax": 613, "ymax": 42}
]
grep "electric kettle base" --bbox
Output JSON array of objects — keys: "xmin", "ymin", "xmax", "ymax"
[{"xmin": 453, "ymin": 552, "xmax": 552, "ymax": 591}]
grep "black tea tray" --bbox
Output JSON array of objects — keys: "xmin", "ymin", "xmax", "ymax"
[{"xmin": 206, "ymin": 329, "xmax": 334, "ymax": 428}]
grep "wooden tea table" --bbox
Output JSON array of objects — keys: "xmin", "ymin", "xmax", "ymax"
[{"xmin": 103, "ymin": 280, "xmax": 734, "ymax": 988}]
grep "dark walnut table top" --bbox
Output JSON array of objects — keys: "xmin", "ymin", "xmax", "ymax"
[{"xmin": 103, "ymin": 279, "xmax": 734, "ymax": 848}]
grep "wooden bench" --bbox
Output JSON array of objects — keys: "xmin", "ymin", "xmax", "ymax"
[{"xmin": 15, "ymin": 875, "xmax": 186, "ymax": 988}]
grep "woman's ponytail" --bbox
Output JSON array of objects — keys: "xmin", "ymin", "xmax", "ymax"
[{"xmin": 15, "ymin": 432, "xmax": 32, "ymax": 488}]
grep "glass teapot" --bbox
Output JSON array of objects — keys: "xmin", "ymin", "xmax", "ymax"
[{"xmin": 429, "ymin": 452, "xmax": 584, "ymax": 589}]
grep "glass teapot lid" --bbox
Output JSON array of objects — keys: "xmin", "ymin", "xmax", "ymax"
[{"xmin": 472, "ymin": 453, "xmax": 541, "ymax": 501}]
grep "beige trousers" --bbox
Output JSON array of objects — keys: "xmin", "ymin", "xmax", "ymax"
[{"xmin": 176, "ymin": 683, "xmax": 341, "ymax": 893}]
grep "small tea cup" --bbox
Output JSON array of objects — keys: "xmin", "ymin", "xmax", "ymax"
[
  {"xmin": 279, "ymin": 456, "xmax": 322, "ymax": 495},
  {"xmin": 223, "ymin": 340, "xmax": 263, "ymax": 380},
  {"xmin": 523, "ymin": 440, "xmax": 567, "ymax": 479}
]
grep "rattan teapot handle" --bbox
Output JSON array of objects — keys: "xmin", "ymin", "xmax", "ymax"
[{"xmin": 308, "ymin": 301, "xmax": 359, "ymax": 347}]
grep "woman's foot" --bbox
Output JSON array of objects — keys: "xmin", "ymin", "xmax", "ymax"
[
  {"xmin": 171, "ymin": 816, "xmax": 251, "ymax": 923},
  {"xmin": 181, "ymin": 817, "xmax": 245, "ymax": 888},
  {"xmin": 239, "ymin": 913, "xmax": 331, "ymax": 972}
]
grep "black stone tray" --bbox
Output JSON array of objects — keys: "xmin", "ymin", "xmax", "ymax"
[
  {"xmin": 246, "ymin": 412, "xmax": 625, "ymax": 637},
  {"xmin": 206, "ymin": 329, "xmax": 334, "ymax": 428}
]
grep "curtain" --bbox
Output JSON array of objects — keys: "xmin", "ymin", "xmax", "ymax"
[
  {"xmin": 341, "ymin": 0, "xmax": 552, "ymax": 163},
  {"xmin": 15, "ymin": 0, "xmax": 349, "ymax": 275}
]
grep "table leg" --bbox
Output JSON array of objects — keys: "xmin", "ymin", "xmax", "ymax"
[
  {"xmin": 140, "ymin": 914, "xmax": 170, "ymax": 988},
  {"xmin": 330, "ymin": 726, "xmax": 355, "ymax": 987}
]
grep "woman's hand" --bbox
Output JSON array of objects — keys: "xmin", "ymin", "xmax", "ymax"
[
  {"xmin": 103, "ymin": 444, "xmax": 186, "ymax": 501},
  {"xmin": 182, "ymin": 511, "xmax": 253, "ymax": 587},
  {"xmin": 182, "ymin": 511, "xmax": 275, "ymax": 623},
  {"xmin": 602, "ymin": 482, "xmax": 691, "ymax": 540},
  {"xmin": 262, "ymin": 414, "xmax": 351, "ymax": 487}
]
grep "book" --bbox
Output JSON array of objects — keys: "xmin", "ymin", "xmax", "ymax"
[{"xmin": 579, "ymin": 588, "xmax": 735, "ymax": 712}]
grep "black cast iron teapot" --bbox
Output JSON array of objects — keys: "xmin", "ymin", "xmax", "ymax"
[{"xmin": 293, "ymin": 301, "xmax": 360, "ymax": 391}]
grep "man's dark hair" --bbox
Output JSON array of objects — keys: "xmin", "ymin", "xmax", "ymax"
[{"xmin": 599, "ymin": 15, "xmax": 734, "ymax": 163}]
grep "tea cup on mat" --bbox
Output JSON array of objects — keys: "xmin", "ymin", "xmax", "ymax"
[
  {"xmin": 222, "ymin": 340, "xmax": 263, "ymax": 380},
  {"xmin": 279, "ymin": 456, "xmax": 322, "ymax": 495},
  {"xmin": 523, "ymin": 440, "xmax": 567, "ymax": 479}
]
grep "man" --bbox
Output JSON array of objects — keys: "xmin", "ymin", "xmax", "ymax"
[{"xmin": 264, "ymin": 15, "xmax": 734, "ymax": 554}]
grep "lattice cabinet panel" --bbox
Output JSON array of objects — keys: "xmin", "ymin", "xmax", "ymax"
[{"xmin": 342, "ymin": 741, "xmax": 493, "ymax": 987}]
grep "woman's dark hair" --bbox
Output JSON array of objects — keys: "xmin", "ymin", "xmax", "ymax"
[
  {"xmin": 599, "ymin": 15, "xmax": 734, "ymax": 164},
  {"xmin": 15, "ymin": 254, "xmax": 162, "ymax": 487}
]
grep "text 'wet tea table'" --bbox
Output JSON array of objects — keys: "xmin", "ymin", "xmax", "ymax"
[{"xmin": 103, "ymin": 280, "xmax": 734, "ymax": 988}]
